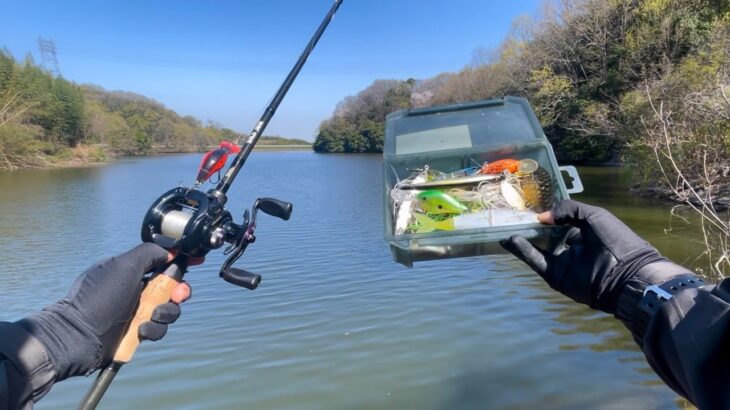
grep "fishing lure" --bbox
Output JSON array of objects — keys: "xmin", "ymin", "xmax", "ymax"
[
  {"xmin": 400, "ymin": 173, "xmax": 502, "ymax": 190},
  {"xmin": 520, "ymin": 179, "xmax": 542, "ymax": 211},
  {"xmin": 196, "ymin": 140, "xmax": 241, "ymax": 184},
  {"xmin": 445, "ymin": 166, "xmax": 481, "ymax": 179},
  {"xmin": 413, "ymin": 209, "xmax": 538, "ymax": 233},
  {"xmin": 516, "ymin": 159, "xmax": 539, "ymax": 174},
  {"xmin": 447, "ymin": 188, "xmax": 484, "ymax": 204},
  {"xmin": 520, "ymin": 167, "xmax": 553, "ymax": 212},
  {"xmin": 479, "ymin": 158, "xmax": 539, "ymax": 175},
  {"xmin": 480, "ymin": 159, "xmax": 520, "ymax": 174},
  {"xmin": 392, "ymin": 170, "xmax": 427, "ymax": 235},
  {"xmin": 417, "ymin": 190, "xmax": 468, "ymax": 215},
  {"xmin": 500, "ymin": 179, "xmax": 527, "ymax": 211},
  {"xmin": 447, "ymin": 180, "xmax": 505, "ymax": 210}
]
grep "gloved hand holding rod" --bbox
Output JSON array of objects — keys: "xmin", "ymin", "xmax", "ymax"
[{"xmin": 76, "ymin": 1, "xmax": 341, "ymax": 408}]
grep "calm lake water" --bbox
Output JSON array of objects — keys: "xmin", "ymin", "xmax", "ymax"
[{"xmin": 0, "ymin": 152, "xmax": 702, "ymax": 409}]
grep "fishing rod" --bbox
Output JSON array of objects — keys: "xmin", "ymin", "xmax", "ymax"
[{"xmin": 78, "ymin": 1, "xmax": 343, "ymax": 408}]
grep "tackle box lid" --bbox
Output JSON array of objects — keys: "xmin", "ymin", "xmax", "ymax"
[{"xmin": 384, "ymin": 96, "xmax": 546, "ymax": 157}]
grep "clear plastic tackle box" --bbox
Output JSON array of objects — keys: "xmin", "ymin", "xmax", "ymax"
[{"xmin": 383, "ymin": 96, "xmax": 583, "ymax": 267}]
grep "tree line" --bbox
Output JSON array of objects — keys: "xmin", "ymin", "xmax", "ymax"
[
  {"xmin": 313, "ymin": 0, "xmax": 728, "ymax": 169},
  {"xmin": 0, "ymin": 50, "xmax": 306, "ymax": 170}
]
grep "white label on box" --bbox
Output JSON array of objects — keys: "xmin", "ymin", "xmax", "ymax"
[{"xmin": 395, "ymin": 125, "xmax": 472, "ymax": 155}]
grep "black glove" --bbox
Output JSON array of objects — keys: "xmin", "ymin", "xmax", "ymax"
[
  {"xmin": 16, "ymin": 243, "xmax": 189, "ymax": 381},
  {"xmin": 500, "ymin": 200, "xmax": 686, "ymax": 315}
]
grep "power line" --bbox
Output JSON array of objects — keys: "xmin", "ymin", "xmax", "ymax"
[{"xmin": 56, "ymin": 47, "xmax": 290, "ymax": 73}]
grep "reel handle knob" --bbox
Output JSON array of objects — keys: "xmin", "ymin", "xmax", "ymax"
[
  {"xmin": 221, "ymin": 267, "xmax": 261, "ymax": 290},
  {"xmin": 258, "ymin": 197, "xmax": 293, "ymax": 221}
]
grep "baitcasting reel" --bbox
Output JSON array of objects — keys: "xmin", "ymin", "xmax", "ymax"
[{"xmin": 140, "ymin": 141, "xmax": 292, "ymax": 290}]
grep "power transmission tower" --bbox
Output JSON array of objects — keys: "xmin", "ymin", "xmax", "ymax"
[{"xmin": 37, "ymin": 37, "xmax": 62, "ymax": 77}]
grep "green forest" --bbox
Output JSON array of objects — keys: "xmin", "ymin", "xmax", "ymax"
[
  {"xmin": 0, "ymin": 51, "xmax": 306, "ymax": 170},
  {"xmin": 313, "ymin": 0, "xmax": 729, "ymax": 173}
]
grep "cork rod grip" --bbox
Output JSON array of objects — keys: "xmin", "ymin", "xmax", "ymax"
[{"xmin": 113, "ymin": 259, "xmax": 187, "ymax": 363}]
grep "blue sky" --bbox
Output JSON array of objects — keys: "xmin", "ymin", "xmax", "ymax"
[{"xmin": 0, "ymin": 1, "xmax": 541, "ymax": 140}]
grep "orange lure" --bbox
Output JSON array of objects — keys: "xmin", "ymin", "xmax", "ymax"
[{"xmin": 480, "ymin": 159, "xmax": 520, "ymax": 174}]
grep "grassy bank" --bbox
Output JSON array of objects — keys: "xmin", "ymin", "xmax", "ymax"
[{"xmin": 254, "ymin": 144, "xmax": 311, "ymax": 150}]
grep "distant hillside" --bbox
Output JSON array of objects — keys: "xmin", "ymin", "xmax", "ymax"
[
  {"xmin": 0, "ymin": 50, "xmax": 307, "ymax": 170},
  {"xmin": 82, "ymin": 84, "xmax": 222, "ymax": 155}
]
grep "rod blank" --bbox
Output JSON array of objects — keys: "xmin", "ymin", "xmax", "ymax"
[{"xmin": 217, "ymin": 0, "xmax": 344, "ymax": 194}]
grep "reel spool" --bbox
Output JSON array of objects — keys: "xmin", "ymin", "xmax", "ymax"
[{"xmin": 141, "ymin": 187, "xmax": 232, "ymax": 257}]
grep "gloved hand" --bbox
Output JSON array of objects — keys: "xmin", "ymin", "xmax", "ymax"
[
  {"xmin": 500, "ymin": 200, "xmax": 684, "ymax": 315},
  {"xmin": 17, "ymin": 243, "xmax": 196, "ymax": 381}
]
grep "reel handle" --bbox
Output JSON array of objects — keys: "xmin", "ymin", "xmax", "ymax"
[{"xmin": 113, "ymin": 256, "xmax": 188, "ymax": 363}]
